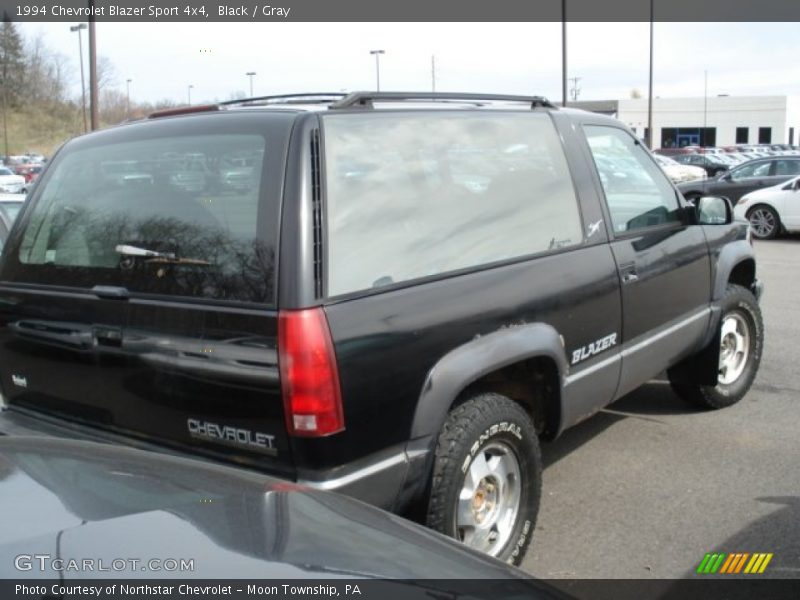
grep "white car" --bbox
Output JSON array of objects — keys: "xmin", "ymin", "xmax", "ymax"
[
  {"xmin": 0, "ymin": 168, "xmax": 25, "ymax": 194},
  {"xmin": 653, "ymin": 154, "xmax": 706, "ymax": 184},
  {"xmin": 734, "ymin": 175, "xmax": 800, "ymax": 239}
]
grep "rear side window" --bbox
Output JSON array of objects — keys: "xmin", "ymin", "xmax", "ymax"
[
  {"xmin": 774, "ymin": 160, "xmax": 800, "ymax": 176},
  {"xmin": 322, "ymin": 112, "xmax": 583, "ymax": 296},
  {"xmin": 12, "ymin": 134, "xmax": 274, "ymax": 303},
  {"xmin": 585, "ymin": 126, "xmax": 681, "ymax": 234}
]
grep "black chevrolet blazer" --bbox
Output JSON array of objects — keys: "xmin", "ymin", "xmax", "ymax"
[{"xmin": 0, "ymin": 92, "xmax": 763, "ymax": 565}]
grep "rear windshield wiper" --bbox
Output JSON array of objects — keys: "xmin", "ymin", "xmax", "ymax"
[
  {"xmin": 115, "ymin": 244, "xmax": 210, "ymax": 266},
  {"xmin": 116, "ymin": 244, "xmax": 175, "ymax": 259}
]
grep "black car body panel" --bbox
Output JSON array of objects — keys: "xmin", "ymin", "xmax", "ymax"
[
  {"xmin": 0, "ymin": 96, "xmax": 761, "ymax": 519},
  {"xmin": 671, "ymin": 153, "xmax": 731, "ymax": 177},
  {"xmin": 0, "ymin": 112, "xmax": 296, "ymax": 479},
  {"xmin": 0, "ymin": 436, "xmax": 562, "ymax": 588}
]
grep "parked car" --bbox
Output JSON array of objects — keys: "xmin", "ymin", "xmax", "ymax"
[
  {"xmin": 5, "ymin": 155, "xmax": 30, "ymax": 166},
  {"xmin": 734, "ymin": 175, "xmax": 800, "ymax": 239},
  {"xmin": 0, "ymin": 167, "xmax": 25, "ymax": 194},
  {"xmin": 723, "ymin": 152, "xmax": 751, "ymax": 165},
  {"xmin": 0, "ymin": 437, "xmax": 564, "ymax": 593},
  {"xmin": 677, "ymin": 156, "xmax": 800, "ymax": 204},
  {"xmin": 655, "ymin": 146, "xmax": 699, "ymax": 156},
  {"xmin": 0, "ymin": 91, "xmax": 764, "ymax": 566},
  {"xmin": 25, "ymin": 152, "xmax": 46, "ymax": 163},
  {"xmin": 653, "ymin": 154, "xmax": 706, "ymax": 183},
  {"xmin": 0, "ymin": 193, "xmax": 25, "ymax": 222},
  {"xmin": 15, "ymin": 164, "xmax": 42, "ymax": 192},
  {"xmin": 671, "ymin": 153, "xmax": 731, "ymax": 177}
]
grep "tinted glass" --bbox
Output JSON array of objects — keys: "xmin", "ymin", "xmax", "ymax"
[
  {"xmin": 0, "ymin": 201, "xmax": 22, "ymax": 221},
  {"xmin": 323, "ymin": 112, "xmax": 583, "ymax": 295},
  {"xmin": 585, "ymin": 126, "xmax": 681, "ymax": 234},
  {"xmin": 774, "ymin": 160, "xmax": 800, "ymax": 176},
  {"xmin": 731, "ymin": 161, "xmax": 771, "ymax": 179},
  {"xmin": 14, "ymin": 134, "xmax": 274, "ymax": 303}
]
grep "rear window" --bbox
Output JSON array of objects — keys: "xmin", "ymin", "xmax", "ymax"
[
  {"xmin": 10, "ymin": 133, "xmax": 275, "ymax": 304},
  {"xmin": 322, "ymin": 112, "xmax": 583, "ymax": 296}
]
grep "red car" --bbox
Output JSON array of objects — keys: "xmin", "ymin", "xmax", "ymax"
[{"xmin": 14, "ymin": 164, "xmax": 42, "ymax": 184}]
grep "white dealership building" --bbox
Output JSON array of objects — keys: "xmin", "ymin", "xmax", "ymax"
[{"xmin": 571, "ymin": 95, "xmax": 800, "ymax": 149}]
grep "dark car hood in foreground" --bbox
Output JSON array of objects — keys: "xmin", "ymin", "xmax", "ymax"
[{"xmin": 0, "ymin": 437, "xmax": 555, "ymax": 588}]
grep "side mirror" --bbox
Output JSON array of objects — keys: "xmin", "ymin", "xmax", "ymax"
[
  {"xmin": 794, "ymin": 179, "xmax": 800, "ymax": 191},
  {"xmin": 696, "ymin": 196, "xmax": 733, "ymax": 225},
  {"xmin": 719, "ymin": 171, "xmax": 732, "ymax": 182}
]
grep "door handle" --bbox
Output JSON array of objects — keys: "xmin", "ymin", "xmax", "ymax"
[
  {"xmin": 92, "ymin": 285, "xmax": 130, "ymax": 300},
  {"xmin": 620, "ymin": 263, "xmax": 639, "ymax": 284},
  {"xmin": 93, "ymin": 326, "xmax": 123, "ymax": 347},
  {"xmin": 622, "ymin": 271, "xmax": 639, "ymax": 284}
]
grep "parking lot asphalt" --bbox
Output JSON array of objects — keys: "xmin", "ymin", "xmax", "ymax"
[{"xmin": 522, "ymin": 236, "xmax": 800, "ymax": 579}]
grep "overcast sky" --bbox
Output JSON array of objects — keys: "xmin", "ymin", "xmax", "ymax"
[{"xmin": 20, "ymin": 22, "xmax": 800, "ymax": 105}]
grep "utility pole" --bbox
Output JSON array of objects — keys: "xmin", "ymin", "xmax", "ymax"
[
  {"xmin": 568, "ymin": 76, "xmax": 581, "ymax": 102},
  {"xmin": 2, "ymin": 71, "xmax": 7, "ymax": 158},
  {"xmin": 369, "ymin": 50, "xmax": 385, "ymax": 92},
  {"xmin": 431, "ymin": 55, "xmax": 436, "ymax": 92},
  {"xmin": 647, "ymin": 0, "xmax": 654, "ymax": 149},
  {"xmin": 70, "ymin": 24, "xmax": 88, "ymax": 132},
  {"xmin": 188, "ymin": 84, "xmax": 193, "ymax": 105},
  {"xmin": 703, "ymin": 70, "xmax": 708, "ymax": 147},
  {"xmin": 246, "ymin": 71, "xmax": 256, "ymax": 97},
  {"xmin": 88, "ymin": 4, "xmax": 98, "ymax": 130},
  {"xmin": 562, "ymin": 0, "xmax": 567, "ymax": 107},
  {"xmin": 126, "ymin": 78, "xmax": 132, "ymax": 118}
]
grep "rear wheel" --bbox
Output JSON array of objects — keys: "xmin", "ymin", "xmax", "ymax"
[
  {"xmin": 426, "ymin": 393, "xmax": 541, "ymax": 565},
  {"xmin": 747, "ymin": 205, "xmax": 780, "ymax": 239},
  {"xmin": 671, "ymin": 284, "xmax": 763, "ymax": 409}
]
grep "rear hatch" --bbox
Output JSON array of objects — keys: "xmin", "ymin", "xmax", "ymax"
[{"xmin": 0, "ymin": 112, "xmax": 296, "ymax": 477}]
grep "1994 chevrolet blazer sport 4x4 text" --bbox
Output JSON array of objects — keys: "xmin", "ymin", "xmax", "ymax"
[{"xmin": 0, "ymin": 92, "xmax": 763, "ymax": 564}]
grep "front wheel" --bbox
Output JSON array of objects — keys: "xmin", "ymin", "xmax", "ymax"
[
  {"xmin": 426, "ymin": 393, "xmax": 541, "ymax": 565},
  {"xmin": 747, "ymin": 205, "xmax": 780, "ymax": 239},
  {"xmin": 671, "ymin": 284, "xmax": 763, "ymax": 409}
]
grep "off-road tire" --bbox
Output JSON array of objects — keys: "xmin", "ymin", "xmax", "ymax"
[
  {"xmin": 426, "ymin": 393, "xmax": 541, "ymax": 566},
  {"xmin": 671, "ymin": 284, "xmax": 763, "ymax": 409}
]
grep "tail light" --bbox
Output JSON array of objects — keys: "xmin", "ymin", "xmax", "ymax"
[{"xmin": 278, "ymin": 308, "xmax": 344, "ymax": 437}]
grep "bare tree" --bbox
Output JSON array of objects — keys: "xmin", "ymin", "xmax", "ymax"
[{"xmin": 96, "ymin": 56, "xmax": 117, "ymax": 93}]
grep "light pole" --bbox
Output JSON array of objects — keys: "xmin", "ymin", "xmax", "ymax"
[
  {"xmin": 188, "ymin": 84, "xmax": 194, "ymax": 106},
  {"xmin": 126, "ymin": 78, "xmax": 132, "ymax": 118},
  {"xmin": 647, "ymin": 0, "xmax": 654, "ymax": 149},
  {"xmin": 703, "ymin": 70, "xmax": 708, "ymax": 147},
  {"xmin": 246, "ymin": 72, "xmax": 256, "ymax": 97},
  {"xmin": 70, "ymin": 24, "xmax": 88, "ymax": 133},
  {"xmin": 562, "ymin": 0, "xmax": 567, "ymax": 107},
  {"xmin": 88, "ymin": 13, "xmax": 98, "ymax": 131},
  {"xmin": 369, "ymin": 50, "xmax": 385, "ymax": 92}
]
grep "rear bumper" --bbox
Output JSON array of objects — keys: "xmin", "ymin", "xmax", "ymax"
[
  {"xmin": 296, "ymin": 436, "xmax": 432, "ymax": 512},
  {"xmin": 0, "ymin": 406, "xmax": 427, "ymax": 512},
  {"xmin": 296, "ymin": 447, "xmax": 409, "ymax": 510}
]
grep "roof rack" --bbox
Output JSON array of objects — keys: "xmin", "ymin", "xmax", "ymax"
[
  {"xmin": 329, "ymin": 92, "xmax": 556, "ymax": 110},
  {"xmin": 218, "ymin": 92, "xmax": 348, "ymax": 107},
  {"xmin": 148, "ymin": 104, "xmax": 220, "ymax": 119}
]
